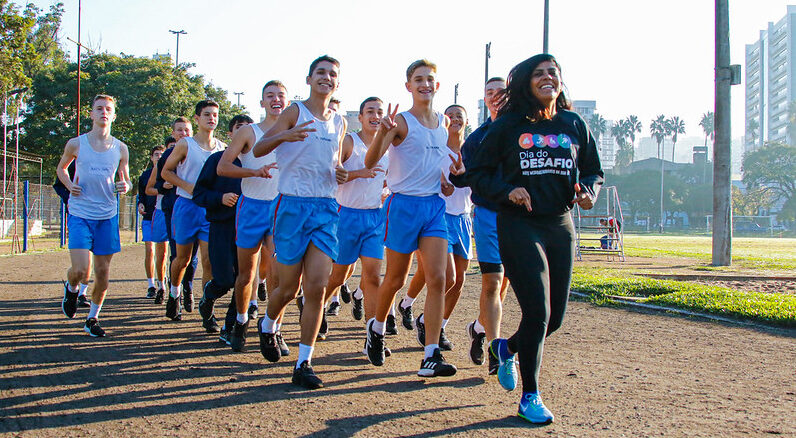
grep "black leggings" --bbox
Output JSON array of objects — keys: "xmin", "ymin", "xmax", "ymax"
[{"xmin": 497, "ymin": 212, "xmax": 574, "ymax": 393}]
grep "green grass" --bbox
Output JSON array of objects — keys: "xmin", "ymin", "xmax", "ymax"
[
  {"xmin": 579, "ymin": 234, "xmax": 796, "ymax": 271},
  {"xmin": 571, "ymin": 270, "xmax": 796, "ymax": 327}
]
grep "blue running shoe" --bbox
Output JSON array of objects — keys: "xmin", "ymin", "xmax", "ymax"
[
  {"xmin": 498, "ymin": 354, "xmax": 518, "ymax": 391},
  {"xmin": 518, "ymin": 392, "xmax": 554, "ymax": 424}
]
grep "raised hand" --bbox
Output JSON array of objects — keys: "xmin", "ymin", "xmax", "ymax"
[
  {"xmin": 571, "ymin": 182, "xmax": 594, "ymax": 209},
  {"xmin": 282, "ymin": 120, "xmax": 316, "ymax": 142},
  {"xmin": 508, "ymin": 187, "xmax": 532, "ymax": 212},
  {"xmin": 449, "ymin": 152, "xmax": 465, "ymax": 176},
  {"xmin": 222, "ymin": 192, "xmax": 239, "ymax": 207},
  {"xmin": 335, "ymin": 164, "xmax": 348, "ymax": 184},
  {"xmin": 380, "ymin": 103, "xmax": 399, "ymax": 132}
]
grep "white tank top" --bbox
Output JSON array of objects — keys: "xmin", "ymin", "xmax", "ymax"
[
  {"xmin": 336, "ymin": 132, "xmax": 389, "ymax": 209},
  {"xmin": 176, "ymin": 137, "xmax": 224, "ymax": 199},
  {"xmin": 386, "ymin": 111, "xmax": 448, "ymax": 196},
  {"xmin": 69, "ymin": 134, "xmax": 122, "ymax": 220},
  {"xmin": 156, "ymin": 194, "xmax": 163, "ymax": 211},
  {"xmin": 444, "ymin": 186, "xmax": 473, "ymax": 216},
  {"xmin": 276, "ymin": 102, "xmax": 344, "ymax": 198},
  {"xmin": 240, "ymin": 124, "xmax": 279, "ymax": 201}
]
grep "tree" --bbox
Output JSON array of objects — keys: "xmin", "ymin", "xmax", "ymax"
[
  {"xmin": 650, "ymin": 115, "xmax": 667, "ymax": 160},
  {"xmin": 0, "ymin": 0, "xmax": 37, "ymax": 95},
  {"xmin": 587, "ymin": 113, "xmax": 607, "ymax": 142},
  {"xmin": 611, "ymin": 119, "xmax": 631, "ymax": 169},
  {"xmin": 22, "ymin": 53, "xmax": 238, "ymax": 181},
  {"xmin": 699, "ymin": 111, "xmax": 714, "ymax": 154},
  {"xmin": 625, "ymin": 114, "xmax": 642, "ymax": 154},
  {"xmin": 746, "ymin": 118, "xmax": 759, "ymax": 148},
  {"xmin": 742, "ymin": 141, "xmax": 796, "ymax": 221},
  {"xmin": 732, "ymin": 185, "xmax": 773, "ymax": 216},
  {"xmin": 666, "ymin": 116, "xmax": 686, "ymax": 162}
]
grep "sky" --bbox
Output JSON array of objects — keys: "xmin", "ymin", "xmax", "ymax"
[{"xmin": 19, "ymin": 0, "xmax": 796, "ymax": 144}]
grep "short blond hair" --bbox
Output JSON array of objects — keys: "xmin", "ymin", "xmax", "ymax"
[
  {"xmin": 92, "ymin": 94, "xmax": 117, "ymax": 106},
  {"xmin": 406, "ymin": 59, "xmax": 437, "ymax": 81}
]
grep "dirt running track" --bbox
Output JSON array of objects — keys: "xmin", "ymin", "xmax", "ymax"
[{"xmin": 1, "ymin": 245, "xmax": 794, "ymax": 437}]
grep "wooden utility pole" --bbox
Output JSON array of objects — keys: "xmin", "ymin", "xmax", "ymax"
[{"xmin": 713, "ymin": 0, "xmax": 732, "ymax": 265}]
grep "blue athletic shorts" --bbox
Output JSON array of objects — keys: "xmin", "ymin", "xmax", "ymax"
[
  {"xmin": 473, "ymin": 206, "xmax": 502, "ymax": 264},
  {"xmin": 143, "ymin": 209, "xmax": 168, "ymax": 243},
  {"xmin": 445, "ymin": 213, "xmax": 473, "ymax": 259},
  {"xmin": 235, "ymin": 196, "xmax": 275, "ymax": 249},
  {"xmin": 272, "ymin": 195, "xmax": 339, "ymax": 265},
  {"xmin": 383, "ymin": 193, "xmax": 447, "ymax": 254},
  {"xmin": 171, "ymin": 196, "xmax": 209, "ymax": 245},
  {"xmin": 68, "ymin": 214, "xmax": 121, "ymax": 255},
  {"xmin": 336, "ymin": 206, "xmax": 385, "ymax": 265}
]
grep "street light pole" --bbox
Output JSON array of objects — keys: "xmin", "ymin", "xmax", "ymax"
[
  {"xmin": 234, "ymin": 92, "xmax": 244, "ymax": 107},
  {"xmin": 483, "ymin": 42, "xmax": 491, "ymax": 123},
  {"xmin": 454, "ymin": 84, "xmax": 459, "ymax": 104},
  {"xmin": 169, "ymin": 30, "xmax": 187, "ymax": 66},
  {"xmin": 543, "ymin": 0, "xmax": 550, "ymax": 53}
]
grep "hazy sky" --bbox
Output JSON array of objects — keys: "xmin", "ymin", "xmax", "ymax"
[{"xmin": 21, "ymin": 0, "xmax": 796, "ymax": 140}]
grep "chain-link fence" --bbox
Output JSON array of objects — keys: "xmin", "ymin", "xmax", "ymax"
[{"xmin": 0, "ymin": 181, "xmax": 141, "ymax": 254}]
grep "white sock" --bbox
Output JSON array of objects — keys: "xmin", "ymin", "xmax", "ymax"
[
  {"xmin": 353, "ymin": 287, "xmax": 364, "ymax": 300},
  {"xmin": 331, "ymin": 294, "xmax": 340, "ymax": 304},
  {"xmin": 370, "ymin": 318, "xmax": 385, "ymax": 335},
  {"xmin": 249, "ymin": 298, "xmax": 258, "ymax": 307},
  {"xmin": 424, "ymin": 344, "xmax": 439, "ymax": 358},
  {"xmin": 401, "ymin": 296, "xmax": 416, "ymax": 309},
  {"xmin": 260, "ymin": 314, "xmax": 277, "ymax": 333},
  {"xmin": 78, "ymin": 283, "xmax": 88, "ymax": 296},
  {"xmin": 261, "ymin": 278, "xmax": 267, "ymax": 285},
  {"xmin": 275, "ymin": 322, "xmax": 282, "ymax": 332},
  {"xmin": 474, "ymin": 319, "xmax": 486, "ymax": 334},
  {"xmin": 297, "ymin": 343, "xmax": 314, "ymax": 368},
  {"xmin": 441, "ymin": 318, "xmax": 449, "ymax": 329},
  {"xmin": 170, "ymin": 284, "xmax": 181, "ymax": 298},
  {"xmin": 88, "ymin": 302, "xmax": 102, "ymax": 320},
  {"xmin": 147, "ymin": 278, "xmax": 156, "ymax": 288},
  {"xmin": 418, "ymin": 314, "xmax": 425, "ymax": 324},
  {"xmin": 236, "ymin": 312, "xmax": 248, "ymax": 325}
]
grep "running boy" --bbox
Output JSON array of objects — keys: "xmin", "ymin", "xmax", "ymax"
[
  {"xmin": 161, "ymin": 100, "xmax": 226, "ymax": 321},
  {"xmin": 57, "ymin": 94, "xmax": 132, "ymax": 337},
  {"xmin": 252, "ymin": 55, "xmax": 347, "ymax": 390},
  {"xmin": 138, "ymin": 145, "xmax": 167, "ymax": 299},
  {"xmin": 363, "ymin": 60, "xmax": 464, "ymax": 377}
]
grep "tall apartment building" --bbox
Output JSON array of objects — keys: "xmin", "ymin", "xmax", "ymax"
[{"xmin": 745, "ymin": 5, "xmax": 796, "ymax": 152}]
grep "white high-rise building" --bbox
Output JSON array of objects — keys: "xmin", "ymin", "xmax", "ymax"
[{"xmin": 745, "ymin": 5, "xmax": 796, "ymax": 152}]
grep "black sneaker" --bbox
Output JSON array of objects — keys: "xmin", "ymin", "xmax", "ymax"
[
  {"xmin": 386, "ymin": 314, "xmax": 398, "ymax": 336},
  {"xmin": 488, "ymin": 350, "xmax": 499, "ymax": 375},
  {"xmin": 154, "ymin": 288, "xmax": 165, "ymax": 304},
  {"xmin": 317, "ymin": 313, "xmax": 328, "ymax": 341},
  {"xmin": 418, "ymin": 348, "xmax": 457, "ymax": 377},
  {"xmin": 439, "ymin": 327, "xmax": 453, "ymax": 351},
  {"xmin": 466, "ymin": 320, "xmax": 486, "ymax": 365},
  {"xmin": 276, "ymin": 332, "xmax": 290, "ymax": 356},
  {"xmin": 398, "ymin": 303, "xmax": 414, "ymax": 330},
  {"xmin": 183, "ymin": 287, "xmax": 194, "ymax": 313},
  {"xmin": 327, "ymin": 301, "xmax": 341, "ymax": 316},
  {"xmin": 248, "ymin": 303, "xmax": 259, "ymax": 321},
  {"xmin": 258, "ymin": 318, "xmax": 281, "ymax": 362},
  {"xmin": 257, "ymin": 282, "xmax": 267, "ymax": 301},
  {"xmin": 146, "ymin": 286, "xmax": 156, "ymax": 299},
  {"xmin": 230, "ymin": 320, "xmax": 249, "ymax": 352},
  {"xmin": 198, "ymin": 296, "xmax": 217, "ymax": 332},
  {"xmin": 219, "ymin": 327, "xmax": 231, "ymax": 345},
  {"xmin": 166, "ymin": 295, "xmax": 181, "ymax": 321},
  {"xmin": 77, "ymin": 294, "xmax": 91, "ymax": 308},
  {"xmin": 415, "ymin": 314, "xmax": 426, "ymax": 347},
  {"xmin": 362, "ymin": 340, "xmax": 392, "ymax": 358},
  {"xmin": 84, "ymin": 318, "xmax": 106, "ymax": 337},
  {"xmin": 62, "ymin": 282, "xmax": 78, "ymax": 318},
  {"xmin": 292, "ymin": 360, "xmax": 323, "ymax": 389},
  {"xmin": 366, "ymin": 319, "xmax": 385, "ymax": 366},
  {"xmin": 351, "ymin": 293, "xmax": 363, "ymax": 320},
  {"xmin": 296, "ymin": 295, "xmax": 304, "ymax": 319},
  {"xmin": 339, "ymin": 283, "xmax": 351, "ymax": 303}
]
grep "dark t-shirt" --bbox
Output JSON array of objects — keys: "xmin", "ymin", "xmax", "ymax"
[
  {"xmin": 137, "ymin": 168, "xmax": 156, "ymax": 220},
  {"xmin": 468, "ymin": 109, "xmax": 604, "ymax": 217}
]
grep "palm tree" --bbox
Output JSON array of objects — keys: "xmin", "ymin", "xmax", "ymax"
[
  {"xmin": 667, "ymin": 116, "xmax": 686, "ymax": 162},
  {"xmin": 588, "ymin": 113, "xmax": 607, "ymax": 142},
  {"xmin": 611, "ymin": 119, "xmax": 631, "ymax": 168},
  {"xmin": 624, "ymin": 115, "xmax": 642, "ymax": 163},
  {"xmin": 747, "ymin": 118, "xmax": 759, "ymax": 148},
  {"xmin": 699, "ymin": 111, "xmax": 714, "ymax": 149},
  {"xmin": 650, "ymin": 115, "xmax": 667, "ymax": 160}
]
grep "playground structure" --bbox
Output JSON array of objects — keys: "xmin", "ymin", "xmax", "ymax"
[{"xmin": 573, "ymin": 185, "xmax": 625, "ymax": 261}]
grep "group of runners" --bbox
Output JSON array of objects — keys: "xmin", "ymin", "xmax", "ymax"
[{"xmin": 56, "ymin": 53, "xmax": 603, "ymax": 425}]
